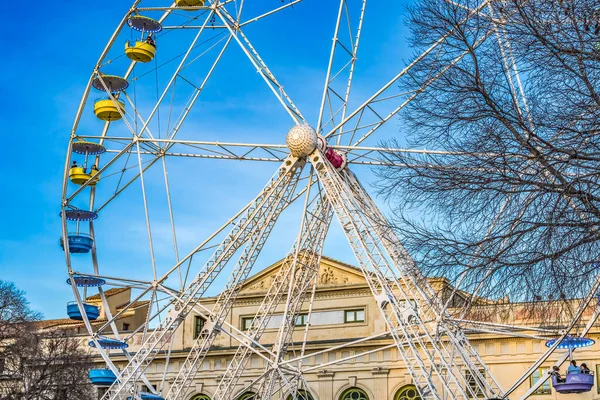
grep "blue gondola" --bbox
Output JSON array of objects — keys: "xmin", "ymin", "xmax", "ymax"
[
  {"xmin": 67, "ymin": 301, "xmax": 100, "ymax": 321},
  {"xmin": 545, "ymin": 336, "xmax": 595, "ymax": 349},
  {"xmin": 552, "ymin": 373, "xmax": 595, "ymax": 394},
  {"xmin": 61, "ymin": 208, "xmax": 98, "ymax": 221},
  {"xmin": 545, "ymin": 336, "xmax": 596, "ymax": 393},
  {"xmin": 140, "ymin": 393, "xmax": 164, "ymax": 400},
  {"xmin": 66, "ymin": 275, "xmax": 106, "ymax": 287},
  {"xmin": 89, "ymin": 368, "xmax": 117, "ymax": 386},
  {"xmin": 60, "ymin": 233, "xmax": 94, "ymax": 253},
  {"xmin": 89, "ymin": 337, "xmax": 129, "ymax": 350}
]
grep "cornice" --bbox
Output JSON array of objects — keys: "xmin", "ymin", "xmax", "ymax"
[
  {"xmin": 317, "ymin": 370, "xmax": 335, "ymax": 379},
  {"xmin": 371, "ymin": 367, "xmax": 390, "ymax": 376}
]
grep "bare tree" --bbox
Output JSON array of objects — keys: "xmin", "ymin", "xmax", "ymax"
[
  {"xmin": 0, "ymin": 281, "xmax": 94, "ymax": 400},
  {"xmin": 376, "ymin": 0, "xmax": 600, "ymax": 325}
]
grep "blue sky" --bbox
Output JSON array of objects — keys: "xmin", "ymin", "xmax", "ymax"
[{"xmin": 0, "ymin": 0, "xmax": 413, "ymax": 319}]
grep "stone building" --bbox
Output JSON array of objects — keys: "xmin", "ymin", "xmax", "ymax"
[{"xmin": 42, "ymin": 256, "xmax": 600, "ymax": 400}]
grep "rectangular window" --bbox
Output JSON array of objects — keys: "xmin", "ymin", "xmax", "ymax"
[
  {"xmin": 344, "ymin": 309, "xmax": 365, "ymax": 323},
  {"xmin": 295, "ymin": 313, "xmax": 308, "ymax": 326},
  {"xmin": 193, "ymin": 316, "xmax": 205, "ymax": 339},
  {"xmin": 597, "ymin": 365, "xmax": 600, "ymax": 394},
  {"xmin": 465, "ymin": 369, "xmax": 486, "ymax": 398},
  {"xmin": 145, "ymin": 384, "xmax": 158, "ymax": 393},
  {"xmin": 530, "ymin": 368, "xmax": 551, "ymax": 395},
  {"xmin": 308, "ymin": 310, "xmax": 345, "ymax": 325},
  {"xmin": 122, "ymin": 323, "xmax": 130, "ymax": 331},
  {"xmin": 242, "ymin": 317, "xmax": 254, "ymax": 331}
]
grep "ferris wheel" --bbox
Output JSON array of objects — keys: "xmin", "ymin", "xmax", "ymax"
[{"xmin": 60, "ymin": 0, "xmax": 600, "ymax": 399}]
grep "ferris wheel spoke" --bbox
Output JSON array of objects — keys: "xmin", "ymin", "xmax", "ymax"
[
  {"xmin": 122, "ymin": 92, "xmax": 159, "ymax": 139},
  {"xmin": 165, "ymin": 165, "xmax": 306, "ymax": 400},
  {"xmin": 238, "ymin": 0, "xmax": 303, "ymax": 27},
  {"xmin": 317, "ymin": 0, "xmax": 366, "ymax": 141},
  {"xmin": 92, "ymin": 137, "xmax": 496, "ymax": 167},
  {"xmin": 64, "ymin": 140, "xmax": 136, "ymax": 204},
  {"xmin": 447, "ymin": 318, "xmax": 561, "ymax": 339},
  {"xmin": 256, "ymin": 201, "xmax": 332, "ymax": 398},
  {"xmin": 167, "ymin": 34, "xmax": 232, "ymax": 141},
  {"xmin": 101, "ymin": 157, "xmax": 304, "ymax": 400},
  {"xmin": 111, "ymin": 164, "xmax": 317, "ymax": 308},
  {"xmin": 184, "ymin": 301, "xmax": 280, "ymax": 363},
  {"xmin": 213, "ymin": 177, "xmax": 331, "ymax": 400},
  {"xmin": 214, "ymin": 6, "xmax": 306, "ymax": 125},
  {"xmin": 122, "ymin": 293, "xmax": 176, "ymax": 342},
  {"xmin": 302, "ymin": 343, "xmax": 398, "ymax": 374},
  {"xmin": 69, "ymin": 273, "xmax": 175, "ymax": 293},
  {"xmin": 76, "ymin": 38, "xmax": 234, "ymax": 213},
  {"xmin": 135, "ymin": 141, "xmax": 158, "ymax": 281},
  {"xmin": 141, "ymin": 289, "xmax": 157, "ymax": 342},
  {"xmin": 345, "ymin": 169, "xmax": 507, "ymax": 395},
  {"xmin": 136, "ymin": 9, "xmax": 217, "ymax": 142},
  {"xmin": 307, "ymin": 147, "xmax": 505, "ymax": 399},
  {"xmin": 321, "ymin": 0, "xmax": 495, "ymax": 147},
  {"xmin": 160, "ymin": 156, "xmax": 182, "ymax": 289},
  {"xmin": 92, "ymin": 286, "xmax": 155, "ymax": 336},
  {"xmin": 94, "ymin": 154, "xmax": 162, "ymax": 213}
]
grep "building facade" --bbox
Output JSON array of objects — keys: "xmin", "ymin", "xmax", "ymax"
[{"xmin": 43, "ymin": 256, "xmax": 600, "ymax": 400}]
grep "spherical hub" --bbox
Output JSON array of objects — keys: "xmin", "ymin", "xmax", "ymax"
[{"xmin": 286, "ymin": 124, "xmax": 318, "ymax": 157}]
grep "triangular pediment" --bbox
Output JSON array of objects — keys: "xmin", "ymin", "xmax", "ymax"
[{"xmin": 239, "ymin": 255, "xmax": 367, "ymax": 294}]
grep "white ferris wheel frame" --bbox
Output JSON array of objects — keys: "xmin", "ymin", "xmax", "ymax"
[{"xmin": 59, "ymin": 1, "xmax": 600, "ymax": 400}]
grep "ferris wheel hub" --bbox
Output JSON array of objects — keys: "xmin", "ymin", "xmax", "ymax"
[{"xmin": 286, "ymin": 124, "xmax": 318, "ymax": 157}]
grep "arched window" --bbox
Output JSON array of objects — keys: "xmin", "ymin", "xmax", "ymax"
[
  {"xmin": 190, "ymin": 394, "xmax": 210, "ymax": 400},
  {"xmin": 340, "ymin": 388, "xmax": 368, "ymax": 400},
  {"xmin": 286, "ymin": 390, "xmax": 314, "ymax": 400},
  {"xmin": 190, "ymin": 395, "xmax": 211, "ymax": 400},
  {"xmin": 237, "ymin": 392, "xmax": 257, "ymax": 400},
  {"xmin": 394, "ymin": 385, "xmax": 422, "ymax": 400}
]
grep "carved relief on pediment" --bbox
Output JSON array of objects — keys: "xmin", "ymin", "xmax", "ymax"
[
  {"xmin": 248, "ymin": 280, "xmax": 266, "ymax": 291},
  {"xmin": 247, "ymin": 275, "xmax": 277, "ymax": 291},
  {"xmin": 319, "ymin": 266, "xmax": 338, "ymax": 285}
]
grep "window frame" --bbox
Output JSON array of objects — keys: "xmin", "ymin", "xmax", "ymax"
[
  {"xmin": 530, "ymin": 367, "xmax": 551, "ymax": 395},
  {"xmin": 340, "ymin": 387, "xmax": 369, "ymax": 400},
  {"xmin": 193, "ymin": 315, "xmax": 205, "ymax": 339},
  {"xmin": 295, "ymin": 313, "xmax": 308, "ymax": 327},
  {"xmin": 190, "ymin": 395, "xmax": 211, "ymax": 400},
  {"xmin": 241, "ymin": 317, "xmax": 254, "ymax": 331},
  {"xmin": 394, "ymin": 384, "xmax": 422, "ymax": 400},
  {"xmin": 344, "ymin": 309, "xmax": 365, "ymax": 323}
]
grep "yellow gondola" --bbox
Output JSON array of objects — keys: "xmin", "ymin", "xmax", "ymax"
[
  {"xmin": 125, "ymin": 41, "xmax": 156, "ymax": 63},
  {"xmin": 94, "ymin": 98, "xmax": 125, "ymax": 121},
  {"xmin": 176, "ymin": 0, "xmax": 205, "ymax": 9},
  {"xmin": 69, "ymin": 167, "xmax": 100, "ymax": 186}
]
